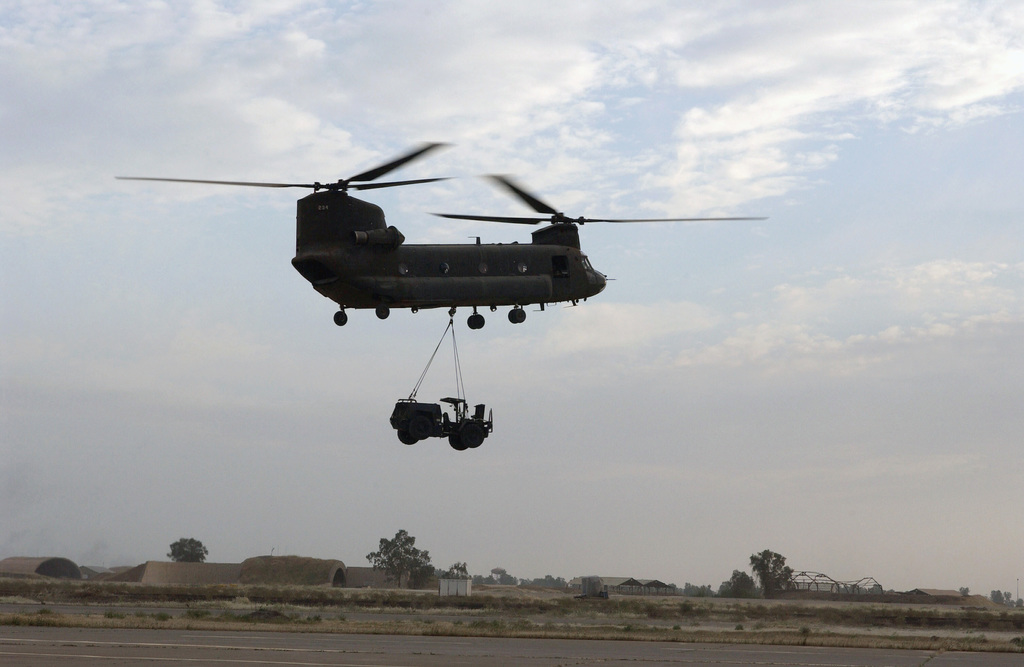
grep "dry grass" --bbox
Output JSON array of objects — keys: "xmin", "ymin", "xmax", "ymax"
[
  {"xmin": 2, "ymin": 579, "xmax": 1022, "ymax": 654},
  {"xmin": 3, "ymin": 609, "xmax": 1022, "ymax": 653}
]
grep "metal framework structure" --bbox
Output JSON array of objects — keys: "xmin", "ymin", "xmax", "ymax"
[{"xmin": 788, "ymin": 571, "xmax": 883, "ymax": 595}]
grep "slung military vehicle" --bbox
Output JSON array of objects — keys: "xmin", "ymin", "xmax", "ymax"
[{"xmin": 390, "ymin": 397, "xmax": 493, "ymax": 451}]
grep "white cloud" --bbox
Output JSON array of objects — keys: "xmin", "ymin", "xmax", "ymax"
[
  {"xmin": 674, "ymin": 260, "xmax": 1023, "ymax": 372},
  {"xmin": 653, "ymin": 3, "xmax": 1024, "ymax": 212}
]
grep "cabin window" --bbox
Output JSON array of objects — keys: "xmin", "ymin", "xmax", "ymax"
[
  {"xmin": 552, "ymin": 255, "xmax": 569, "ymax": 277},
  {"xmin": 478, "ymin": 262, "xmax": 488, "ymax": 274},
  {"xmin": 398, "ymin": 263, "xmax": 409, "ymax": 275},
  {"xmin": 439, "ymin": 262, "xmax": 450, "ymax": 275},
  {"xmin": 516, "ymin": 261, "xmax": 528, "ymax": 274}
]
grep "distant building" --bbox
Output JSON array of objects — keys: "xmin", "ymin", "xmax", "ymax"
[
  {"xmin": 79, "ymin": 566, "xmax": 113, "ymax": 580},
  {"xmin": 569, "ymin": 576, "xmax": 677, "ymax": 596},
  {"xmin": 0, "ymin": 557, "xmax": 82, "ymax": 580}
]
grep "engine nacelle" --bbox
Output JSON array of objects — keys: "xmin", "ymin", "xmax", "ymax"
[{"xmin": 352, "ymin": 226, "xmax": 405, "ymax": 248}]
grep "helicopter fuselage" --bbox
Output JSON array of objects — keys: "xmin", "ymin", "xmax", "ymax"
[{"xmin": 290, "ymin": 190, "xmax": 606, "ymax": 319}]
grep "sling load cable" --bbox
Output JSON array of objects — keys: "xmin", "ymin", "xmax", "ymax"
[
  {"xmin": 450, "ymin": 317, "xmax": 467, "ymax": 405},
  {"xmin": 408, "ymin": 317, "xmax": 462, "ymax": 401}
]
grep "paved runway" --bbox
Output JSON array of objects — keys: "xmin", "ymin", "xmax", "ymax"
[{"xmin": 1, "ymin": 627, "xmax": 1021, "ymax": 666}]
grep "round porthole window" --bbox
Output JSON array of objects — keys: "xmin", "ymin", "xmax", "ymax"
[
  {"xmin": 517, "ymin": 261, "xmax": 528, "ymax": 274},
  {"xmin": 478, "ymin": 262, "xmax": 488, "ymax": 274},
  {"xmin": 439, "ymin": 262, "xmax": 450, "ymax": 275},
  {"xmin": 398, "ymin": 263, "xmax": 409, "ymax": 275}
]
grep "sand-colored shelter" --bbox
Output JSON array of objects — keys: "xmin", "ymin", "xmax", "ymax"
[
  {"xmin": 105, "ymin": 556, "xmax": 353, "ymax": 587},
  {"xmin": 107, "ymin": 561, "xmax": 243, "ymax": 585},
  {"xmin": 238, "ymin": 556, "xmax": 347, "ymax": 586},
  {"xmin": 0, "ymin": 557, "xmax": 82, "ymax": 580},
  {"xmin": 346, "ymin": 566, "xmax": 395, "ymax": 588}
]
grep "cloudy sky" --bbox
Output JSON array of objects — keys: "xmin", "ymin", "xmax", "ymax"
[{"xmin": 2, "ymin": 1, "xmax": 1022, "ymax": 596}]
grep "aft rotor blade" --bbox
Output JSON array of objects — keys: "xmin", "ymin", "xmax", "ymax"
[
  {"xmin": 348, "ymin": 142, "xmax": 450, "ymax": 182},
  {"xmin": 433, "ymin": 213, "xmax": 545, "ymax": 224},
  {"xmin": 433, "ymin": 212, "xmax": 768, "ymax": 225},
  {"xmin": 487, "ymin": 174, "xmax": 559, "ymax": 215},
  {"xmin": 115, "ymin": 176, "xmax": 315, "ymax": 188},
  {"xmin": 585, "ymin": 216, "xmax": 769, "ymax": 223}
]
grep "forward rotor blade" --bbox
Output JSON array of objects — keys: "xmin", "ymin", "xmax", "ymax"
[
  {"xmin": 487, "ymin": 174, "xmax": 559, "ymax": 215},
  {"xmin": 349, "ymin": 142, "xmax": 450, "ymax": 182},
  {"xmin": 353, "ymin": 177, "xmax": 451, "ymax": 191},
  {"xmin": 433, "ymin": 213, "xmax": 545, "ymax": 224},
  {"xmin": 115, "ymin": 176, "xmax": 315, "ymax": 188}
]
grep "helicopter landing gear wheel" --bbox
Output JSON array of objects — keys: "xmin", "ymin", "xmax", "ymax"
[
  {"xmin": 375, "ymin": 304, "xmax": 390, "ymax": 320},
  {"xmin": 460, "ymin": 422, "xmax": 485, "ymax": 449},
  {"xmin": 468, "ymin": 312, "xmax": 485, "ymax": 330},
  {"xmin": 408, "ymin": 415, "xmax": 432, "ymax": 441},
  {"xmin": 448, "ymin": 430, "xmax": 468, "ymax": 451},
  {"xmin": 508, "ymin": 307, "xmax": 526, "ymax": 324},
  {"xmin": 397, "ymin": 430, "xmax": 417, "ymax": 445},
  {"xmin": 333, "ymin": 310, "xmax": 348, "ymax": 326}
]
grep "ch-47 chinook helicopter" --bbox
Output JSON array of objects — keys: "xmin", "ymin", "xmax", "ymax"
[{"xmin": 119, "ymin": 143, "xmax": 764, "ymax": 329}]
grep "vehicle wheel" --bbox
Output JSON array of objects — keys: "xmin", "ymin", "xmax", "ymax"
[
  {"xmin": 448, "ymin": 431, "xmax": 468, "ymax": 451},
  {"xmin": 333, "ymin": 310, "xmax": 348, "ymax": 326},
  {"xmin": 460, "ymin": 422, "xmax": 485, "ymax": 449},
  {"xmin": 397, "ymin": 430, "xmax": 417, "ymax": 445},
  {"xmin": 468, "ymin": 313, "xmax": 485, "ymax": 329},
  {"xmin": 508, "ymin": 307, "xmax": 526, "ymax": 324},
  {"xmin": 375, "ymin": 304, "xmax": 390, "ymax": 319},
  {"xmin": 408, "ymin": 415, "xmax": 432, "ymax": 440}
]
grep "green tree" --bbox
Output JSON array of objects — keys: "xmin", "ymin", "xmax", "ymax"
[
  {"xmin": 490, "ymin": 567, "xmax": 517, "ymax": 585},
  {"xmin": 167, "ymin": 537, "xmax": 208, "ymax": 563},
  {"xmin": 718, "ymin": 570, "xmax": 758, "ymax": 598},
  {"xmin": 749, "ymin": 550, "xmax": 793, "ymax": 598},
  {"xmin": 366, "ymin": 529, "xmax": 434, "ymax": 588},
  {"xmin": 524, "ymin": 574, "xmax": 567, "ymax": 588},
  {"xmin": 682, "ymin": 582, "xmax": 715, "ymax": 597},
  {"xmin": 440, "ymin": 562, "xmax": 470, "ymax": 579},
  {"xmin": 958, "ymin": 587, "xmax": 970, "ymax": 596},
  {"xmin": 990, "ymin": 590, "xmax": 1013, "ymax": 605}
]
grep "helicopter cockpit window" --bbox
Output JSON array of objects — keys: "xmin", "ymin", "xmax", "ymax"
[{"xmin": 582, "ymin": 256, "xmax": 593, "ymax": 271}]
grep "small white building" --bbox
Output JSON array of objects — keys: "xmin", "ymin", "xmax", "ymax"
[{"xmin": 438, "ymin": 578, "xmax": 472, "ymax": 596}]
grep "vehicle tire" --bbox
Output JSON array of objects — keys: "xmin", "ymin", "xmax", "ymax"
[
  {"xmin": 408, "ymin": 415, "xmax": 432, "ymax": 441},
  {"xmin": 375, "ymin": 304, "xmax": 390, "ymax": 319},
  {"xmin": 468, "ymin": 313, "xmax": 485, "ymax": 329},
  {"xmin": 397, "ymin": 430, "xmax": 417, "ymax": 445},
  {"xmin": 448, "ymin": 431, "xmax": 468, "ymax": 451},
  {"xmin": 333, "ymin": 310, "xmax": 348, "ymax": 326},
  {"xmin": 460, "ymin": 422, "xmax": 485, "ymax": 449},
  {"xmin": 508, "ymin": 308, "xmax": 526, "ymax": 324}
]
